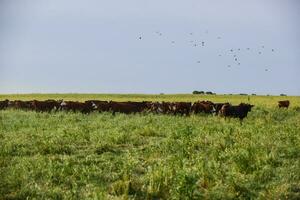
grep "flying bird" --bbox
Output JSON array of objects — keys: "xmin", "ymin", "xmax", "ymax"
[
  {"xmin": 202, "ymin": 41, "xmax": 205, "ymax": 46},
  {"xmin": 139, "ymin": 36, "xmax": 142, "ymax": 40}
]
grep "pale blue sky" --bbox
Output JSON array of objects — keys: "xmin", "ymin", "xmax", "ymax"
[{"xmin": 0, "ymin": 0, "xmax": 299, "ymax": 95}]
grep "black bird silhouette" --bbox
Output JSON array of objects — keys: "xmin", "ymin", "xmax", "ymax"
[
  {"xmin": 202, "ymin": 42, "xmax": 205, "ymax": 46},
  {"xmin": 197, "ymin": 61, "xmax": 201, "ymax": 63},
  {"xmin": 230, "ymin": 49, "xmax": 234, "ymax": 52},
  {"xmin": 259, "ymin": 52, "xmax": 262, "ymax": 54},
  {"xmin": 139, "ymin": 37, "xmax": 142, "ymax": 40},
  {"xmin": 235, "ymin": 58, "xmax": 238, "ymax": 61},
  {"xmin": 272, "ymin": 49, "xmax": 275, "ymax": 52},
  {"xmin": 247, "ymin": 48, "xmax": 250, "ymax": 50}
]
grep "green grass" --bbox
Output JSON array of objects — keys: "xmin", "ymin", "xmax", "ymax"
[{"xmin": 1, "ymin": 94, "xmax": 300, "ymax": 199}]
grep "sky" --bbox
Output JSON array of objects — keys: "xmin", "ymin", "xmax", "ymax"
[{"xmin": 0, "ymin": 0, "xmax": 299, "ymax": 95}]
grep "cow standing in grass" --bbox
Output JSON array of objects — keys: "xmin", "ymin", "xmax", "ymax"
[
  {"xmin": 85, "ymin": 100, "xmax": 110, "ymax": 112},
  {"xmin": 219, "ymin": 103, "xmax": 254, "ymax": 121},
  {"xmin": 278, "ymin": 100, "xmax": 290, "ymax": 108},
  {"xmin": 31, "ymin": 100, "xmax": 62, "ymax": 112},
  {"xmin": 191, "ymin": 101, "xmax": 215, "ymax": 114},
  {"xmin": 0, "ymin": 100, "xmax": 9, "ymax": 110},
  {"xmin": 60, "ymin": 101, "xmax": 95, "ymax": 114},
  {"xmin": 8, "ymin": 100, "xmax": 34, "ymax": 110},
  {"xmin": 213, "ymin": 103, "xmax": 227, "ymax": 115},
  {"xmin": 171, "ymin": 102, "xmax": 191, "ymax": 116},
  {"xmin": 109, "ymin": 101, "xmax": 148, "ymax": 115}
]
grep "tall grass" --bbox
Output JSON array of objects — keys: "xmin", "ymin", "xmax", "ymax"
[{"xmin": 0, "ymin": 94, "xmax": 300, "ymax": 199}]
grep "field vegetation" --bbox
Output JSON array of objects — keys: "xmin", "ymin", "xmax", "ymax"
[{"xmin": 0, "ymin": 94, "xmax": 300, "ymax": 199}]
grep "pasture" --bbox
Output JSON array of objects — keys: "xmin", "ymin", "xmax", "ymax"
[{"xmin": 0, "ymin": 94, "xmax": 300, "ymax": 199}]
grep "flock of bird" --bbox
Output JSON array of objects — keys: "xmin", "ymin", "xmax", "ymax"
[{"xmin": 138, "ymin": 31, "xmax": 276, "ymax": 72}]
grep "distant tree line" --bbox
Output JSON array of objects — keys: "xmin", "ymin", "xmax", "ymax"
[{"xmin": 193, "ymin": 91, "xmax": 216, "ymax": 95}]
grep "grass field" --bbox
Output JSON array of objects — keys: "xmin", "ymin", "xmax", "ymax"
[{"xmin": 1, "ymin": 94, "xmax": 300, "ymax": 199}]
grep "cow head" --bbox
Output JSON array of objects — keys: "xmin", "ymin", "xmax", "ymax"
[{"xmin": 91, "ymin": 101, "xmax": 98, "ymax": 109}]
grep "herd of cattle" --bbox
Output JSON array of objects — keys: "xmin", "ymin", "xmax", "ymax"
[{"xmin": 0, "ymin": 99, "xmax": 290, "ymax": 120}]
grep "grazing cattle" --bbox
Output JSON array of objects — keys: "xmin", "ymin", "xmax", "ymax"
[
  {"xmin": 148, "ymin": 102, "xmax": 163, "ymax": 114},
  {"xmin": 219, "ymin": 103, "xmax": 254, "ymax": 121},
  {"xmin": 8, "ymin": 100, "xmax": 33, "ymax": 110},
  {"xmin": 213, "ymin": 103, "xmax": 227, "ymax": 115},
  {"xmin": 31, "ymin": 99, "xmax": 61, "ymax": 112},
  {"xmin": 170, "ymin": 102, "xmax": 191, "ymax": 115},
  {"xmin": 109, "ymin": 101, "xmax": 148, "ymax": 114},
  {"xmin": 191, "ymin": 101, "xmax": 215, "ymax": 114},
  {"xmin": 148, "ymin": 102, "xmax": 169, "ymax": 114},
  {"xmin": 0, "ymin": 99, "xmax": 9, "ymax": 110},
  {"xmin": 85, "ymin": 100, "xmax": 110, "ymax": 112},
  {"xmin": 60, "ymin": 101, "xmax": 95, "ymax": 113},
  {"xmin": 278, "ymin": 100, "xmax": 290, "ymax": 108}
]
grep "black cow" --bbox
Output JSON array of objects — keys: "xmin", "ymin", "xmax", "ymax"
[
  {"xmin": 213, "ymin": 103, "xmax": 227, "ymax": 115},
  {"xmin": 8, "ymin": 100, "xmax": 34, "ymax": 110},
  {"xmin": 85, "ymin": 100, "xmax": 110, "ymax": 112},
  {"xmin": 31, "ymin": 100, "xmax": 61, "ymax": 112},
  {"xmin": 60, "ymin": 101, "xmax": 95, "ymax": 113},
  {"xmin": 219, "ymin": 103, "xmax": 254, "ymax": 121},
  {"xmin": 0, "ymin": 99, "xmax": 9, "ymax": 110}
]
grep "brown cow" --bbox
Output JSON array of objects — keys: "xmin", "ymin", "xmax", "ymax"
[
  {"xmin": 191, "ymin": 101, "xmax": 215, "ymax": 114},
  {"xmin": 0, "ymin": 99, "xmax": 9, "ymax": 110},
  {"xmin": 219, "ymin": 103, "xmax": 254, "ymax": 121},
  {"xmin": 278, "ymin": 100, "xmax": 290, "ymax": 108},
  {"xmin": 109, "ymin": 101, "xmax": 148, "ymax": 114}
]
